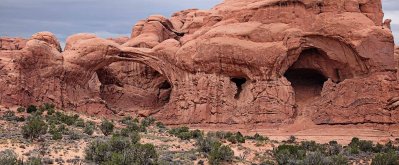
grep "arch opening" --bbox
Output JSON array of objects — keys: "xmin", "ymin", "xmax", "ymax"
[
  {"xmin": 285, "ymin": 68, "xmax": 327, "ymax": 104},
  {"xmin": 284, "ymin": 48, "xmax": 333, "ymax": 105},
  {"xmin": 94, "ymin": 62, "xmax": 172, "ymax": 112},
  {"xmin": 230, "ymin": 77, "xmax": 247, "ymax": 99}
]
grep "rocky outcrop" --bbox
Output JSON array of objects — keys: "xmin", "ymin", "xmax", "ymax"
[{"xmin": 0, "ymin": 0, "xmax": 398, "ymax": 128}]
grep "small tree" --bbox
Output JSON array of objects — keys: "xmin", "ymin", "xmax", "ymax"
[
  {"xmin": 21, "ymin": 116, "xmax": 48, "ymax": 140},
  {"xmin": 100, "ymin": 120, "xmax": 114, "ymax": 136}
]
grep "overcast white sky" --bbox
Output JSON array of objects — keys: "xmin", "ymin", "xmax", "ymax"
[{"xmin": 0, "ymin": 0, "xmax": 398, "ymax": 44}]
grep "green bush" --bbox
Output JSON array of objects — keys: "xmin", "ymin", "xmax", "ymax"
[
  {"xmin": 120, "ymin": 116, "xmax": 133, "ymax": 125},
  {"xmin": 301, "ymin": 151, "xmax": 331, "ymax": 165},
  {"xmin": 84, "ymin": 121, "xmax": 96, "ymax": 135},
  {"xmin": 287, "ymin": 135, "xmax": 296, "ymax": 143},
  {"xmin": 69, "ymin": 130, "xmax": 81, "ymax": 140},
  {"xmin": 85, "ymin": 137, "xmax": 158, "ymax": 164},
  {"xmin": 51, "ymin": 131, "xmax": 62, "ymax": 140},
  {"xmin": 0, "ymin": 150, "xmax": 22, "ymax": 165},
  {"xmin": 330, "ymin": 154, "xmax": 349, "ymax": 165},
  {"xmin": 26, "ymin": 105, "xmax": 38, "ymax": 114},
  {"xmin": 197, "ymin": 137, "xmax": 221, "ymax": 153},
  {"xmin": 17, "ymin": 107, "xmax": 25, "ymax": 113},
  {"xmin": 26, "ymin": 157, "xmax": 42, "ymax": 165},
  {"xmin": 252, "ymin": 133, "xmax": 269, "ymax": 141},
  {"xmin": 100, "ymin": 120, "xmax": 114, "ymax": 136},
  {"xmin": 348, "ymin": 137, "xmax": 374, "ymax": 153},
  {"xmin": 208, "ymin": 144, "xmax": 234, "ymax": 165},
  {"xmin": 274, "ymin": 144, "xmax": 305, "ymax": 164},
  {"xmin": 141, "ymin": 117, "xmax": 156, "ymax": 127},
  {"xmin": 127, "ymin": 122, "xmax": 146, "ymax": 132},
  {"xmin": 74, "ymin": 118, "xmax": 85, "ymax": 128},
  {"xmin": 156, "ymin": 121, "xmax": 165, "ymax": 129},
  {"xmin": 3, "ymin": 110, "xmax": 16, "ymax": 121},
  {"xmin": 110, "ymin": 136, "xmax": 131, "ymax": 152},
  {"xmin": 85, "ymin": 139, "xmax": 110, "ymax": 163},
  {"xmin": 130, "ymin": 131, "xmax": 141, "ymax": 144},
  {"xmin": 191, "ymin": 129, "xmax": 203, "ymax": 139},
  {"xmin": 371, "ymin": 151, "xmax": 399, "ymax": 165},
  {"xmin": 123, "ymin": 143, "xmax": 158, "ymax": 165},
  {"xmin": 21, "ymin": 116, "xmax": 48, "ymax": 140}
]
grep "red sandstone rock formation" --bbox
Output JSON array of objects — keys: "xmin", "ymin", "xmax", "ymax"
[{"xmin": 0, "ymin": 0, "xmax": 398, "ymax": 128}]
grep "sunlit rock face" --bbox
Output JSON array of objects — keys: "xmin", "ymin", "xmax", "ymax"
[{"xmin": 0, "ymin": 0, "xmax": 398, "ymax": 128}]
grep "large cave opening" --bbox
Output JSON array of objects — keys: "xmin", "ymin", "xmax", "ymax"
[
  {"xmin": 285, "ymin": 48, "xmax": 330, "ymax": 105},
  {"xmin": 284, "ymin": 68, "xmax": 327, "ymax": 104},
  {"xmin": 94, "ymin": 63, "xmax": 172, "ymax": 111}
]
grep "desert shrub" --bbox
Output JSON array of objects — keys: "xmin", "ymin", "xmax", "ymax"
[
  {"xmin": 156, "ymin": 121, "xmax": 165, "ymax": 129},
  {"xmin": 120, "ymin": 116, "xmax": 133, "ymax": 125},
  {"xmin": 274, "ymin": 144, "xmax": 305, "ymax": 164},
  {"xmin": 327, "ymin": 141, "xmax": 342, "ymax": 156},
  {"xmin": 208, "ymin": 143, "xmax": 234, "ymax": 165},
  {"xmin": 110, "ymin": 136, "xmax": 131, "ymax": 152},
  {"xmin": 169, "ymin": 127, "xmax": 203, "ymax": 140},
  {"xmin": 348, "ymin": 137, "xmax": 374, "ymax": 153},
  {"xmin": 17, "ymin": 107, "xmax": 25, "ymax": 113},
  {"xmin": 84, "ymin": 121, "xmax": 95, "ymax": 135},
  {"xmin": 26, "ymin": 156, "xmax": 42, "ymax": 165},
  {"xmin": 300, "ymin": 141, "xmax": 327, "ymax": 153},
  {"xmin": 251, "ymin": 133, "xmax": 269, "ymax": 141},
  {"xmin": 141, "ymin": 117, "xmax": 156, "ymax": 127},
  {"xmin": 100, "ymin": 120, "xmax": 114, "ymax": 136},
  {"xmin": 124, "ymin": 143, "xmax": 158, "ymax": 165},
  {"xmin": 85, "ymin": 137, "xmax": 158, "ymax": 164},
  {"xmin": 130, "ymin": 131, "xmax": 141, "ymax": 144},
  {"xmin": 56, "ymin": 112, "xmax": 79, "ymax": 126},
  {"xmin": 120, "ymin": 128, "xmax": 130, "ymax": 137},
  {"xmin": 26, "ymin": 105, "xmax": 38, "ymax": 114},
  {"xmin": 374, "ymin": 141, "xmax": 397, "ymax": 153},
  {"xmin": 371, "ymin": 151, "xmax": 399, "ymax": 165},
  {"xmin": 3, "ymin": 110, "xmax": 16, "ymax": 121},
  {"xmin": 127, "ymin": 122, "xmax": 147, "ymax": 132},
  {"xmin": 3, "ymin": 110, "xmax": 25, "ymax": 122},
  {"xmin": 191, "ymin": 129, "xmax": 203, "ymax": 139},
  {"xmin": 43, "ymin": 103, "xmax": 55, "ymax": 110},
  {"xmin": 169, "ymin": 126, "xmax": 189, "ymax": 135},
  {"xmin": 330, "ymin": 154, "xmax": 349, "ymax": 165},
  {"xmin": 69, "ymin": 130, "xmax": 81, "ymax": 140},
  {"xmin": 175, "ymin": 131, "xmax": 191, "ymax": 140},
  {"xmin": 197, "ymin": 137, "xmax": 222, "ymax": 153},
  {"xmin": 301, "ymin": 151, "xmax": 331, "ymax": 165},
  {"xmin": 74, "ymin": 118, "xmax": 85, "ymax": 128},
  {"xmin": 46, "ymin": 108, "xmax": 55, "ymax": 116},
  {"xmin": 51, "ymin": 131, "xmax": 62, "ymax": 140},
  {"xmin": 85, "ymin": 139, "xmax": 110, "ymax": 163},
  {"xmin": 287, "ymin": 135, "xmax": 296, "ymax": 143},
  {"xmin": 260, "ymin": 160, "xmax": 276, "ymax": 165},
  {"xmin": 21, "ymin": 116, "xmax": 48, "ymax": 140},
  {"xmin": 0, "ymin": 149, "xmax": 22, "ymax": 165}
]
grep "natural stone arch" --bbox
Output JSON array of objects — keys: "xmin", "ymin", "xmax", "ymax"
[
  {"xmin": 280, "ymin": 35, "xmax": 369, "ymax": 79},
  {"xmin": 280, "ymin": 35, "xmax": 369, "ymax": 104}
]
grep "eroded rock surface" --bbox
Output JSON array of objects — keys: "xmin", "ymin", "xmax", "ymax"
[{"xmin": 0, "ymin": 0, "xmax": 398, "ymax": 128}]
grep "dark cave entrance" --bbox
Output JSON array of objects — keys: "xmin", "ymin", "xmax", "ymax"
[
  {"xmin": 157, "ymin": 80, "xmax": 172, "ymax": 103},
  {"xmin": 285, "ymin": 48, "xmax": 329, "ymax": 104},
  {"xmin": 284, "ymin": 68, "xmax": 327, "ymax": 103},
  {"xmin": 95, "ymin": 63, "xmax": 172, "ymax": 111},
  {"xmin": 231, "ymin": 77, "xmax": 247, "ymax": 99}
]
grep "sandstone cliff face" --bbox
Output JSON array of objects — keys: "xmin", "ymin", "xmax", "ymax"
[{"xmin": 0, "ymin": 0, "xmax": 398, "ymax": 128}]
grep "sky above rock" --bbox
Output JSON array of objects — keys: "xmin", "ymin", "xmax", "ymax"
[{"xmin": 0, "ymin": 0, "xmax": 398, "ymax": 44}]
